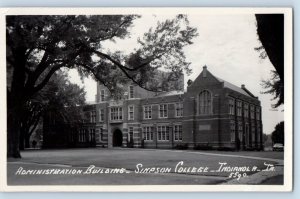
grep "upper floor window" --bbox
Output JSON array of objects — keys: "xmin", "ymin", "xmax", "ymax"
[
  {"xmin": 110, "ymin": 107, "xmax": 123, "ymax": 121},
  {"xmin": 244, "ymin": 103, "xmax": 249, "ymax": 118},
  {"xmin": 237, "ymin": 100, "xmax": 242, "ymax": 117},
  {"xmin": 199, "ymin": 90, "xmax": 212, "ymax": 114},
  {"xmin": 159, "ymin": 104, "xmax": 168, "ymax": 118},
  {"xmin": 100, "ymin": 89, "xmax": 105, "ymax": 102},
  {"xmin": 128, "ymin": 105, "xmax": 134, "ymax": 120},
  {"xmin": 174, "ymin": 124, "xmax": 183, "ymax": 141},
  {"xmin": 175, "ymin": 103, "xmax": 183, "ymax": 117},
  {"xmin": 90, "ymin": 111, "xmax": 96, "ymax": 123},
  {"xmin": 143, "ymin": 126, "xmax": 153, "ymax": 141},
  {"xmin": 256, "ymin": 107, "xmax": 261, "ymax": 120},
  {"xmin": 144, "ymin": 105, "xmax": 152, "ymax": 119},
  {"xmin": 229, "ymin": 98, "xmax": 235, "ymax": 115},
  {"xmin": 129, "ymin": 85, "xmax": 134, "ymax": 99},
  {"xmin": 99, "ymin": 109, "xmax": 104, "ymax": 122},
  {"xmin": 250, "ymin": 105, "xmax": 255, "ymax": 119}
]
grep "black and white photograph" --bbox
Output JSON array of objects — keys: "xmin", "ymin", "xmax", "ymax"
[{"xmin": 0, "ymin": 8, "xmax": 293, "ymax": 192}]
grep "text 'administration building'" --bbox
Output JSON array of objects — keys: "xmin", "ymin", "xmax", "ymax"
[{"xmin": 44, "ymin": 66, "xmax": 263, "ymax": 150}]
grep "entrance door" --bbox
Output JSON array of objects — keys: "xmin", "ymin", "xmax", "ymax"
[{"xmin": 113, "ymin": 129, "xmax": 123, "ymax": 147}]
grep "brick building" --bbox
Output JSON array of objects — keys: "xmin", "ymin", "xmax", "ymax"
[{"xmin": 43, "ymin": 66, "xmax": 263, "ymax": 150}]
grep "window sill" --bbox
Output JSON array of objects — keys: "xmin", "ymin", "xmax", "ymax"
[{"xmin": 110, "ymin": 120, "xmax": 123, "ymax": 124}]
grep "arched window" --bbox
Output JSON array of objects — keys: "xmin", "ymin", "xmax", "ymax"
[{"xmin": 199, "ymin": 90, "xmax": 212, "ymax": 114}]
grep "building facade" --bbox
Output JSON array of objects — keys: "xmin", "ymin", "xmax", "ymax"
[{"xmin": 43, "ymin": 66, "xmax": 263, "ymax": 150}]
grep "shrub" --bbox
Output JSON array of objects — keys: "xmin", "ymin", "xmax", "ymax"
[
  {"xmin": 174, "ymin": 143, "xmax": 188, "ymax": 150},
  {"xmin": 194, "ymin": 144, "xmax": 212, "ymax": 150}
]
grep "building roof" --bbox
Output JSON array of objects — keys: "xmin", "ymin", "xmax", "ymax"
[
  {"xmin": 155, "ymin": 90, "xmax": 184, "ymax": 97},
  {"xmin": 215, "ymin": 77, "xmax": 252, "ymax": 97}
]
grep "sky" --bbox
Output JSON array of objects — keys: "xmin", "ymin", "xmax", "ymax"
[{"xmin": 68, "ymin": 14, "xmax": 284, "ymax": 135}]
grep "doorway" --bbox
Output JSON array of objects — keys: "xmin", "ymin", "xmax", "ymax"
[{"xmin": 113, "ymin": 129, "xmax": 123, "ymax": 147}]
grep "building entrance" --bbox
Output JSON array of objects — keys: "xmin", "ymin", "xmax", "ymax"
[{"xmin": 113, "ymin": 129, "xmax": 123, "ymax": 147}]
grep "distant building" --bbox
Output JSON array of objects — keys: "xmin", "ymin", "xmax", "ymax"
[{"xmin": 43, "ymin": 66, "xmax": 263, "ymax": 150}]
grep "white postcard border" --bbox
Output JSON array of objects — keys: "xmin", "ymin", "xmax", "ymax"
[{"xmin": 0, "ymin": 7, "xmax": 293, "ymax": 192}]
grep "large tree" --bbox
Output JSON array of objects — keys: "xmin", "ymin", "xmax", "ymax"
[
  {"xmin": 271, "ymin": 121, "xmax": 284, "ymax": 144},
  {"xmin": 255, "ymin": 14, "xmax": 284, "ymax": 108},
  {"xmin": 7, "ymin": 15, "xmax": 198, "ymax": 157},
  {"xmin": 19, "ymin": 70, "xmax": 86, "ymax": 150}
]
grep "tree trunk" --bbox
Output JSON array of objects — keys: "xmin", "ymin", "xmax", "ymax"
[
  {"xmin": 7, "ymin": 46, "xmax": 27, "ymax": 158},
  {"xmin": 25, "ymin": 133, "xmax": 30, "ymax": 148},
  {"xmin": 19, "ymin": 127, "xmax": 25, "ymax": 150},
  {"xmin": 7, "ymin": 109, "xmax": 22, "ymax": 158}
]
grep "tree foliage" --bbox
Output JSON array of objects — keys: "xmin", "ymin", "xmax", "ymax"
[
  {"xmin": 6, "ymin": 15, "xmax": 198, "ymax": 157},
  {"xmin": 19, "ymin": 70, "xmax": 86, "ymax": 149},
  {"xmin": 271, "ymin": 121, "xmax": 284, "ymax": 144},
  {"xmin": 255, "ymin": 14, "xmax": 284, "ymax": 108},
  {"xmin": 255, "ymin": 14, "xmax": 284, "ymax": 82},
  {"xmin": 261, "ymin": 70, "xmax": 284, "ymax": 108}
]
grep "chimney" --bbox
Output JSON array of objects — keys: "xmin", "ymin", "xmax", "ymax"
[
  {"xmin": 241, "ymin": 84, "xmax": 245, "ymax": 89},
  {"xmin": 187, "ymin": 79, "xmax": 193, "ymax": 87},
  {"xmin": 203, "ymin": 65, "xmax": 207, "ymax": 77}
]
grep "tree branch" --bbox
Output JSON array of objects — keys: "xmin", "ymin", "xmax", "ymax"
[
  {"xmin": 92, "ymin": 49, "xmax": 156, "ymax": 72},
  {"xmin": 28, "ymin": 113, "xmax": 41, "ymax": 137}
]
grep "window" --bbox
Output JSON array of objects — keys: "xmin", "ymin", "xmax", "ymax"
[
  {"xmin": 174, "ymin": 124, "xmax": 182, "ymax": 141},
  {"xmin": 229, "ymin": 98, "xmax": 235, "ymax": 115},
  {"xmin": 250, "ymin": 105, "xmax": 255, "ymax": 119},
  {"xmin": 238, "ymin": 122, "xmax": 243, "ymax": 142},
  {"xmin": 251, "ymin": 123, "xmax": 256, "ymax": 142},
  {"xmin": 89, "ymin": 129, "xmax": 95, "ymax": 142},
  {"xmin": 90, "ymin": 111, "xmax": 96, "ymax": 123},
  {"xmin": 128, "ymin": 127, "xmax": 134, "ymax": 142},
  {"xmin": 79, "ymin": 129, "xmax": 86, "ymax": 142},
  {"xmin": 100, "ymin": 89, "xmax": 105, "ymax": 102},
  {"xmin": 256, "ymin": 107, "xmax": 261, "ymax": 120},
  {"xmin": 99, "ymin": 127, "xmax": 103, "ymax": 141},
  {"xmin": 159, "ymin": 104, "xmax": 168, "ymax": 118},
  {"xmin": 230, "ymin": 120, "xmax": 235, "ymax": 142},
  {"xmin": 99, "ymin": 109, "xmax": 104, "ymax": 122},
  {"xmin": 110, "ymin": 107, "xmax": 123, "ymax": 121},
  {"xmin": 245, "ymin": 123, "xmax": 250, "ymax": 145},
  {"xmin": 157, "ymin": 125, "xmax": 169, "ymax": 141},
  {"xmin": 144, "ymin": 105, "xmax": 152, "ymax": 119},
  {"xmin": 128, "ymin": 105, "xmax": 134, "ymax": 120},
  {"xmin": 244, "ymin": 103, "xmax": 249, "ymax": 118},
  {"xmin": 257, "ymin": 124, "xmax": 261, "ymax": 142},
  {"xmin": 175, "ymin": 103, "xmax": 183, "ymax": 117},
  {"xmin": 129, "ymin": 85, "xmax": 134, "ymax": 99},
  {"xmin": 237, "ymin": 101, "xmax": 242, "ymax": 117},
  {"xmin": 199, "ymin": 90, "xmax": 212, "ymax": 114},
  {"xmin": 143, "ymin": 126, "xmax": 153, "ymax": 141},
  {"xmin": 70, "ymin": 131, "xmax": 74, "ymax": 142}
]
